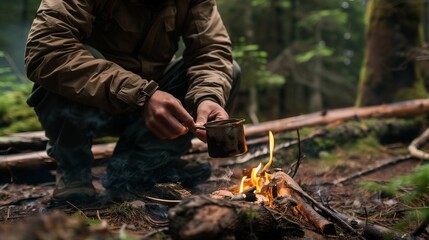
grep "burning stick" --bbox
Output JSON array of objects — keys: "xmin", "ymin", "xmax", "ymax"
[
  {"xmin": 236, "ymin": 131, "xmax": 338, "ymax": 235},
  {"xmin": 230, "ymin": 186, "xmax": 256, "ymax": 201},
  {"xmin": 270, "ymin": 171, "xmax": 336, "ymax": 235},
  {"xmin": 270, "ymin": 171, "xmax": 359, "ymax": 236}
]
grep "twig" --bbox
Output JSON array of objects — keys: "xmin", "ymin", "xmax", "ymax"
[
  {"xmin": 96, "ymin": 210, "xmax": 102, "ymax": 221},
  {"xmin": 66, "ymin": 201, "xmax": 88, "ymax": 219},
  {"xmin": 408, "ymin": 128, "xmax": 429, "ymax": 160},
  {"xmin": 289, "ymin": 129, "xmax": 302, "ymax": 178},
  {"xmin": 0, "ymin": 195, "xmax": 46, "ymax": 208},
  {"xmin": 322, "ymin": 155, "xmax": 413, "ymax": 186},
  {"xmin": 230, "ymin": 186, "xmax": 256, "ymax": 201},
  {"xmin": 6, "ymin": 206, "xmax": 10, "ymax": 221},
  {"xmin": 390, "ymin": 207, "xmax": 429, "ymax": 215},
  {"xmin": 142, "ymin": 195, "xmax": 181, "ymax": 204},
  {"xmin": 141, "ymin": 227, "xmax": 169, "ymax": 239}
]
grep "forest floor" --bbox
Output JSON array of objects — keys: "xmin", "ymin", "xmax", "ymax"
[{"xmin": 0, "ymin": 130, "xmax": 428, "ymax": 239}]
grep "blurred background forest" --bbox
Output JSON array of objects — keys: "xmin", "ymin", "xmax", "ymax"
[
  {"xmin": 0, "ymin": 1, "xmax": 429, "ymax": 235},
  {"xmin": 0, "ymin": 0, "xmax": 428, "ymax": 133}
]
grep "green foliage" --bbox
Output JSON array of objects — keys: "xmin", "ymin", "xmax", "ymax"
[
  {"xmin": 250, "ymin": 0, "xmax": 269, "ymax": 7},
  {"xmin": 295, "ymin": 43, "xmax": 334, "ymax": 63},
  {"xmin": 0, "ymin": 89, "xmax": 41, "ymax": 135},
  {"xmin": 360, "ymin": 164, "xmax": 429, "ymax": 203},
  {"xmin": 233, "ymin": 37, "xmax": 285, "ymax": 90},
  {"xmin": 299, "ymin": 9, "xmax": 347, "ymax": 29},
  {"xmin": 394, "ymin": 81, "xmax": 429, "ymax": 102},
  {"xmin": 249, "ymin": 0, "xmax": 291, "ymax": 8},
  {"xmin": 71, "ymin": 211, "xmax": 102, "ymax": 226},
  {"xmin": 0, "ymin": 54, "xmax": 40, "ymax": 135},
  {"xmin": 360, "ymin": 164, "xmax": 429, "ymax": 231}
]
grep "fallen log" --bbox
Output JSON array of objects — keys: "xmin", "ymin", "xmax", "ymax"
[
  {"xmin": 0, "ymin": 143, "xmax": 115, "ymax": 169},
  {"xmin": 0, "ymin": 136, "xmax": 47, "ymax": 152},
  {"xmin": 168, "ymin": 195, "xmax": 305, "ymax": 240},
  {"xmin": 244, "ymin": 98, "xmax": 429, "ymax": 137}
]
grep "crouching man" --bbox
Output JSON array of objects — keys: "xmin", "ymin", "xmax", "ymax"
[{"xmin": 24, "ymin": 0, "xmax": 240, "ymax": 203}]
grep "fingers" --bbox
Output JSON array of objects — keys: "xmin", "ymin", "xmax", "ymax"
[
  {"xmin": 146, "ymin": 119, "xmax": 189, "ymax": 140},
  {"xmin": 145, "ymin": 108, "xmax": 189, "ymax": 139},
  {"xmin": 171, "ymin": 101, "xmax": 196, "ymax": 131},
  {"xmin": 196, "ymin": 100, "xmax": 229, "ymax": 125},
  {"xmin": 193, "ymin": 100, "xmax": 229, "ymax": 143},
  {"xmin": 194, "ymin": 129, "xmax": 207, "ymax": 143},
  {"xmin": 143, "ymin": 91, "xmax": 194, "ymax": 140}
]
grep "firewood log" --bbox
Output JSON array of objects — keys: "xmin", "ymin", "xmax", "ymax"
[{"xmin": 168, "ymin": 195, "xmax": 304, "ymax": 240}]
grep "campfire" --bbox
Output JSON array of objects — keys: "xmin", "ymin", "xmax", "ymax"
[{"xmin": 168, "ymin": 131, "xmax": 345, "ymax": 240}]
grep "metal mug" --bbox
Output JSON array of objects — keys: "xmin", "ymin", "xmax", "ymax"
[{"xmin": 196, "ymin": 118, "xmax": 248, "ymax": 158}]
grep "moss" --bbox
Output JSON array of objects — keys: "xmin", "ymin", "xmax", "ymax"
[
  {"xmin": 344, "ymin": 135, "xmax": 381, "ymax": 152},
  {"xmin": 0, "ymin": 117, "xmax": 41, "ymax": 135},
  {"xmin": 0, "ymin": 83, "xmax": 42, "ymax": 135},
  {"xmin": 394, "ymin": 80, "xmax": 429, "ymax": 102}
]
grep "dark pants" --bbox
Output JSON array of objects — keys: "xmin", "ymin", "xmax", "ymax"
[{"xmin": 29, "ymin": 57, "xmax": 241, "ymax": 192}]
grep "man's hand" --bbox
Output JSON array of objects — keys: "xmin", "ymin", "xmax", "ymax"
[
  {"xmin": 142, "ymin": 90, "xmax": 195, "ymax": 140},
  {"xmin": 194, "ymin": 100, "xmax": 229, "ymax": 142}
]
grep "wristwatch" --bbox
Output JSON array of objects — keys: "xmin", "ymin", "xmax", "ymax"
[{"xmin": 140, "ymin": 80, "xmax": 159, "ymax": 98}]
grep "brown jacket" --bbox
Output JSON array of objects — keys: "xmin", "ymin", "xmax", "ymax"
[{"xmin": 25, "ymin": 0, "xmax": 233, "ymax": 114}]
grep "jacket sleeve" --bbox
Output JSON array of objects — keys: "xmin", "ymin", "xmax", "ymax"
[
  {"xmin": 181, "ymin": 0, "xmax": 233, "ymax": 112},
  {"xmin": 24, "ymin": 0, "xmax": 155, "ymax": 113}
]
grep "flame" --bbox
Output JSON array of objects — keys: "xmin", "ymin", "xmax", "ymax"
[
  {"xmin": 263, "ymin": 131, "xmax": 275, "ymax": 172},
  {"xmin": 239, "ymin": 131, "xmax": 275, "ymax": 197},
  {"xmin": 239, "ymin": 176, "xmax": 247, "ymax": 193}
]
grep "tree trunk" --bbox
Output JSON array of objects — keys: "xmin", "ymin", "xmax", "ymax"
[{"xmin": 356, "ymin": 0, "xmax": 426, "ymax": 106}]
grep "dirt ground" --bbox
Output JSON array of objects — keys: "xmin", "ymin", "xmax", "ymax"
[{"xmin": 0, "ymin": 134, "xmax": 428, "ymax": 239}]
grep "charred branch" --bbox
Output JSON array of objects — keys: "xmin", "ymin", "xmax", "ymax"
[
  {"xmin": 270, "ymin": 171, "xmax": 338, "ymax": 235},
  {"xmin": 270, "ymin": 171, "xmax": 359, "ymax": 235}
]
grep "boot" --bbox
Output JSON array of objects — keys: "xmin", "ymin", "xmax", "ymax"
[{"xmin": 52, "ymin": 167, "xmax": 96, "ymax": 204}]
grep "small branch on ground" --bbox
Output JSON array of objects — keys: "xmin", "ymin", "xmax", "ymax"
[
  {"xmin": 322, "ymin": 155, "xmax": 413, "ymax": 186},
  {"xmin": 408, "ymin": 128, "xmax": 429, "ymax": 160},
  {"xmin": 288, "ymin": 129, "xmax": 302, "ymax": 178}
]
